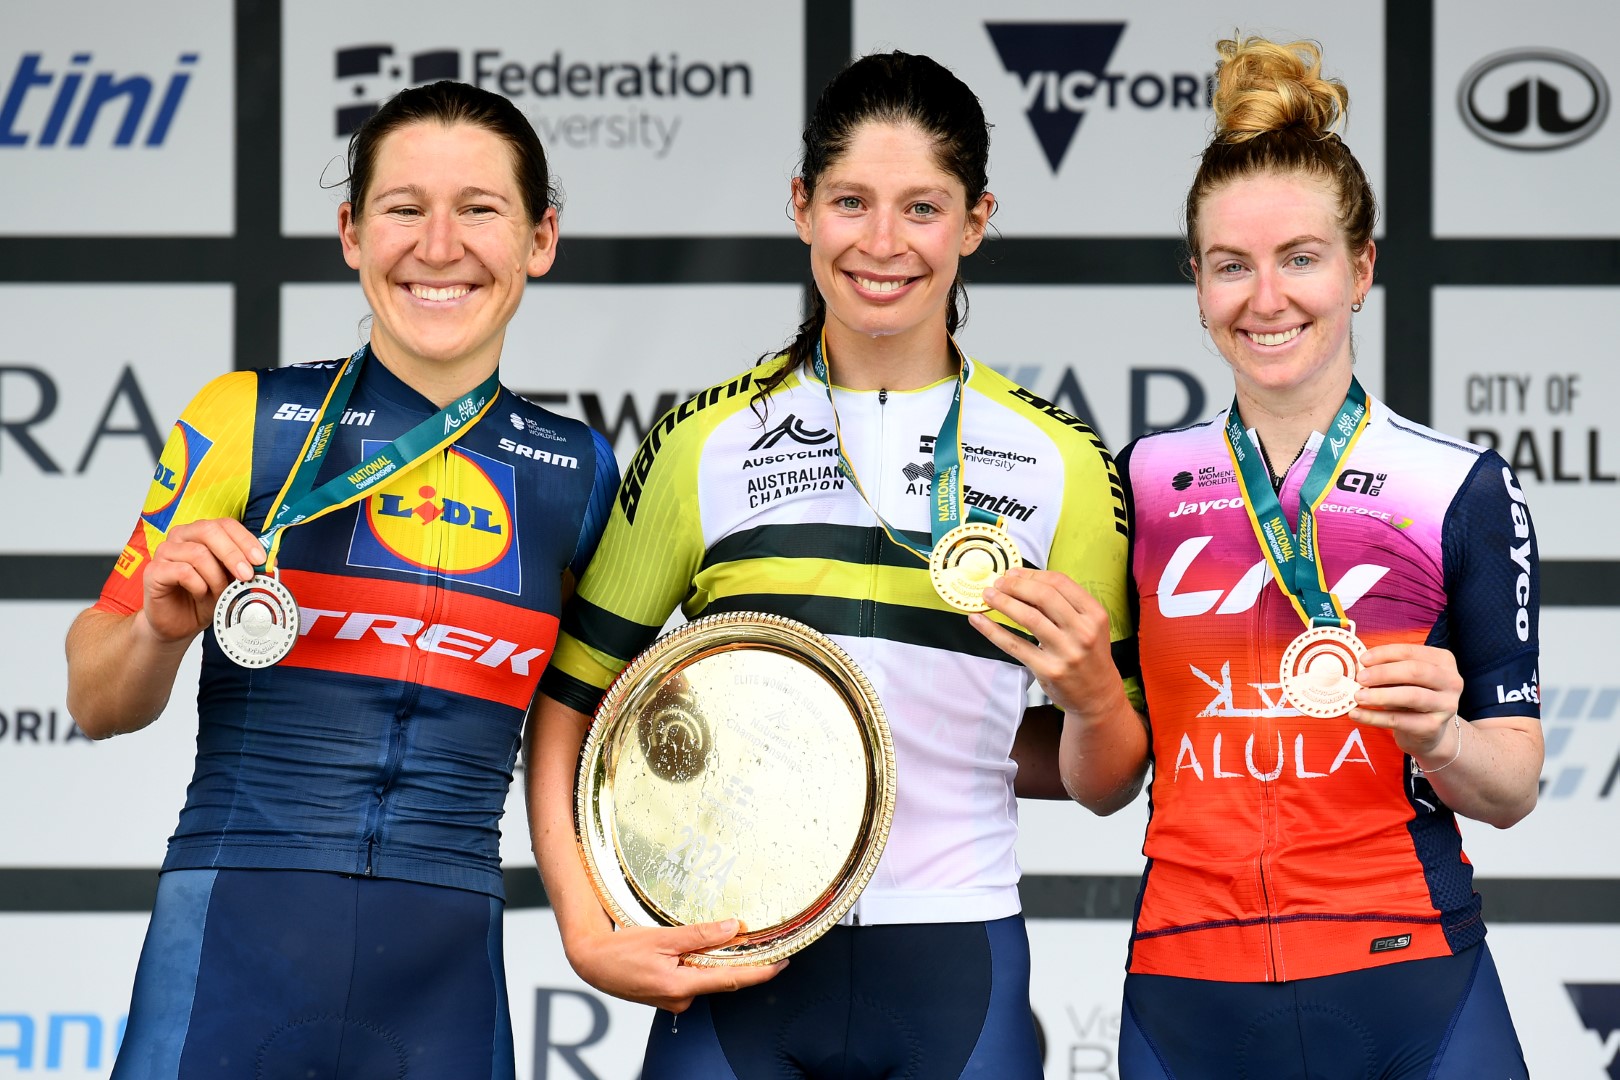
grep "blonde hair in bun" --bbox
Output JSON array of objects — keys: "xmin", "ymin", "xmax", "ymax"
[
  {"xmin": 1210, "ymin": 36, "xmax": 1349, "ymax": 143},
  {"xmin": 1184, "ymin": 34, "xmax": 1376, "ymax": 265}
]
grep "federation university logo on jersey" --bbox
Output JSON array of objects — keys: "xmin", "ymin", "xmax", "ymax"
[
  {"xmin": 142, "ymin": 419, "xmax": 215, "ymax": 533},
  {"xmin": 348, "ymin": 443, "xmax": 521, "ymax": 594}
]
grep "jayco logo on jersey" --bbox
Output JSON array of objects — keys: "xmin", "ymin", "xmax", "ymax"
[
  {"xmin": 140, "ymin": 419, "xmax": 213, "ymax": 534},
  {"xmin": 1167, "ymin": 496, "xmax": 1243, "ymax": 518},
  {"xmin": 985, "ymin": 22, "xmax": 1211, "ymax": 172},
  {"xmin": 1502, "ymin": 466, "xmax": 1533, "ymax": 642},
  {"xmin": 348, "ymin": 444, "xmax": 521, "ymax": 594},
  {"xmin": 0, "ymin": 52, "xmax": 198, "ymax": 147}
]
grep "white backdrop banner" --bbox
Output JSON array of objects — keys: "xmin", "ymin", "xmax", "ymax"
[
  {"xmin": 0, "ymin": 2, "xmax": 234, "ymax": 235},
  {"xmin": 0, "ymin": 286, "xmax": 233, "ymax": 555},
  {"xmin": 1434, "ymin": 0, "xmax": 1619, "ymax": 237},
  {"xmin": 854, "ymin": 0, "xmax": 1385, "ymax": 238},
  {"xmin": 280, "ymin": 0, "xmax": 804, "ymax": 237}
]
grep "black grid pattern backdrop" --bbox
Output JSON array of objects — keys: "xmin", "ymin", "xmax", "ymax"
[{"xmin": 3, "ymin": 0, "xmax": 1616, "ymax": 919}]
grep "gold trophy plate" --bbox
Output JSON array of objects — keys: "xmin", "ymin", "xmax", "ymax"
[{"xmin": 575, "ymin": 612, "xmax": 895, "ymax": 966}]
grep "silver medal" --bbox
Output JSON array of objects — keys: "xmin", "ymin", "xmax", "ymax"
[{"xmin": 213, "ymin": 574, "xmax": 300, "ymax": 668}]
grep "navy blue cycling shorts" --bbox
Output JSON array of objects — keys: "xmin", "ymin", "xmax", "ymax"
[
  {"xmin": 112, "ymin": 868, "xmax": 514, "ymax": 1080},
  {"xmin": 641, "ymin": 914, "xmax": 1043, "ymax": 1079},
  {"xmin": 1119, "ymin": 941, "xmax": 1527, "ymax": 1079}
]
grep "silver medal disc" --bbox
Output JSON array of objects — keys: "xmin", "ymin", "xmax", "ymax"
[
  {"xmin": 213, "ymin": 574, "xmax": 300, "ymax": 668},
  {"xmin": 1279, "ymin": 624, "xmax": 1365, "ymax": 718}
]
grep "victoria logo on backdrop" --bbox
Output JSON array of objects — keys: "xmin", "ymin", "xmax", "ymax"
[
  {"xmin": 1563, "ymin": 984, "xmax": 1620, "ymax": 1078},
  {"xmin": 332, "ymin": 41, "xmax": 753, "ymax": 157},
  {"xmin": 1458, "ymin": 48, "xmax": 1610, "ymax": 151},
  {"xmin": 984, "ymin": 22, "xmax": 1211, "ymax": 172}
]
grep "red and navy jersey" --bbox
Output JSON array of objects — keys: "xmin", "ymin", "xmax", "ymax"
[
  {"xmin": 96, "ymin": 351, "xmax": 618, "ymax": 898},
  {"xmin": 1119, "ymin": 398, "xmax": 1540, "ymax": 982}
]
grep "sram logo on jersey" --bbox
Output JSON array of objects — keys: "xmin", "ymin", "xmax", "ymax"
[
  {"xmin": 347, "ymin": 443, "xmax": 521, "ymax": 594},
  {"xmin": 497, "ymin": 437, "xmax": 578, "ymax": 468},
  {"xmin": 275, "ymin": 570, "xmax": 556, "ymax": 708},
  {"xmin": 141, "ymin": 419, "xmax": 214, "ymax": 533}
]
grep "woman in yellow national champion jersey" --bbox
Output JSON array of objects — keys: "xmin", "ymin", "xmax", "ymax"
[{"xmin": 529, "ymin": 51, "xmax": 1150, "ymax": 1079}]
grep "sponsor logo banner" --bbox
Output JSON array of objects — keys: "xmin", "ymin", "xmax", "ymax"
[
  {"xmin": 855, "ymin": 1, "xmax": 1384, "ymax": 236},
  {"xmin": 1433, "ymin": 288, "xmax": 1619, "ymax": 559},
  {"xmin": 0, "ymin": 286, "xmax": 232, "ymax": 554},
  {"xmin": 1434, "ymin": 1, "xmax": 1620, "ymax": 236},
  {"xmin": 0, "ymin": 2, "xmax": 233, "ymax": 234},
  {"xmin": 281, "ymin": 0, "xmax": 801, "ymax": 236}
]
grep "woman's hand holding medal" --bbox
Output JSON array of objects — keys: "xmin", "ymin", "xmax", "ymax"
[
  {"xmin": 1349, "ymin": 642, "xmax": 1465, "ymax": 762},
  {"xmin": 142, "ymin": 517, "xmax": 266, "ymax": 646}
]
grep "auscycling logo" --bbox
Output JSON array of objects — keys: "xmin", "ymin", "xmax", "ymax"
[
  {"xmin": 333, "ymin": 42, "xmax": 754, "ymax": 157},
  {"xmin": 985, "ymin": 22, "xmax": 1211, "ymax": 172}
]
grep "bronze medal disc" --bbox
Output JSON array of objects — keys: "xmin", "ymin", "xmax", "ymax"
[{"xmin": 1279, "ymin": 624, "xmax": 1365, "ymax": 718}]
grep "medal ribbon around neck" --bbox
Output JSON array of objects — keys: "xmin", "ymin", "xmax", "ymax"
[
  {"xmin": 1222, "ymin": 377, "xmax": 1372, "ymax": 630},
  {"xmin": 809, "ymin": 331, "xmax": 1001, "ymax": 560},
  {"xmin": 254, "ymin": 344, "xmax": 501, "ymax": 571}
]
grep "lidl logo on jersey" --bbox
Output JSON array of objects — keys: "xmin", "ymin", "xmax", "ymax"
[
  {"xmin": 348, "ymin": 444, "xmax": 521, "ymax": 594},
  {"xmin": 0, "ymin": 52, "xmax": 198, "ymax": 148},
  {"xmin": 141, "ymin": 419, "xmax": 213, "ymax": 533}
]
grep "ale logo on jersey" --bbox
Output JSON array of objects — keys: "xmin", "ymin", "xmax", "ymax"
[
  {"xmin": 348, "ymin": 443, "xmax": 521, "ymax": 594},
  {"xmin": 141, "ymin": 419, "xmax": 214, "ymax": 533}
]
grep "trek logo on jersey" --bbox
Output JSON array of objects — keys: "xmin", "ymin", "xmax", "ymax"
[
  {"xmin": 1156, "ymin": 536, "xmax": 1390, "ymax": 619},
  {"xmin": 140, "ymin": 418, "xmax": 214, "ymax": 533},
  {"xmin": 348, "ymin": 444, "xmax": 521, "ymax": 594},
  {"xmin": 1369, "ymin": 934, "xmax": 1412, "ymax": 953},
  {"xmin": 748, "ymin": 413, "xmax": 833, "ymax": 451},
  {"xmin": 277, "ymin": 570, "xmax": 555, "ymax": 708}
]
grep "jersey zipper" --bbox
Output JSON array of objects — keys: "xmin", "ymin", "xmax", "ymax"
[{"xmin": 865, "ymin": 389, "xmax": 889, "ymax": 637}]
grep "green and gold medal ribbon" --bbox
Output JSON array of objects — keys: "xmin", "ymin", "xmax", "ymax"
[
  {"xmin": 254, "ymin": 344, "xmax": 500, "ymax": 570},
  {"xmin": 1223, "ymin": 377, "xmax": 1372, "ymax": 629}
]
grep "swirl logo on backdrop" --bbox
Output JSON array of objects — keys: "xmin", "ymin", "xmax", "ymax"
[
  {"xmin": 141, "ymin": 419, "xmax": 214, "ymax": 533},
  {"xmin": 1459, "ymin": 49, "xmax": 1610, "ymax": 151},
  {"xmin": 347, "ymin": 443, "xmax": 521, "ymax": 594}
]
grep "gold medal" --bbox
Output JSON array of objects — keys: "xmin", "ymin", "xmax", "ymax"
[
  {"xmin": 928, "ymin": 522, "xmax": 1022, "ymax": 613},
  {"xmin": 1279, "ymin": 623, "xmax": 1365, "ymax": 718}
]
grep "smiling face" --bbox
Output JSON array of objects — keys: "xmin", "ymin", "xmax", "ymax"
[
  {"xmin": 339, "ymin": 121, "xmax": 558, "ymax": 402},
  {"xmin": 1193, "ymin": 171, "xmax": 1374, "ymax": 406},
  {"xmin": 793, "ymin": 121, "xmax": 992, "ymax": 370}
]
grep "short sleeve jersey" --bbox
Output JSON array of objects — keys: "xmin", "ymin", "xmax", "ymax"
[
  {"xmin": 1119, "ymin": 397, "xmax": 1540, "ymax": 981},
  {"xmin": 543, "ymin": 355, "xmax": 1142, "ymax": 926},
  {"xmin": 94, "ymin": 351, "xmax": 620, "ymax": 898}
]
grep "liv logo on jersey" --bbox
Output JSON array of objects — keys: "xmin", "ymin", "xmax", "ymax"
[
  {"xmin": 985, "ymin": 22, "xmax": 1126, "ymax": 171},
  {"xmin": 349, "ymin": 444, "xmax": 521, "ymax": 594},
  {"xmin": 141, "ymin": 419, "xmax": 214, "ymax": 533}
]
